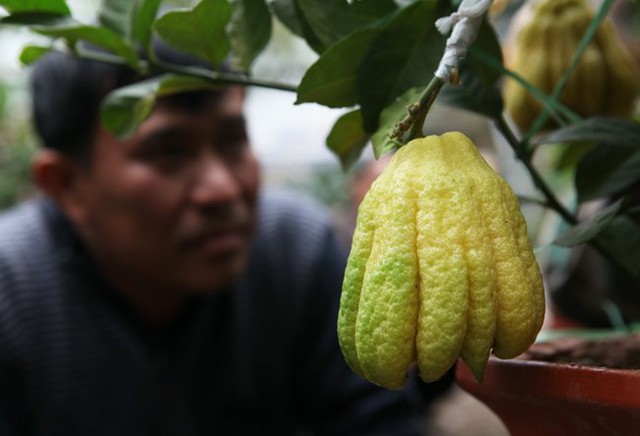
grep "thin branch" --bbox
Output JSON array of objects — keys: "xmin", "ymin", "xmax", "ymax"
[
  {"xmin": 516, "ymin": 195, "xmax": 550, "ymax": 209},
  {"xmin": 496, "ymin": 114, "xmax": 578, "ymax": 226},
  {"xmin": 73, "ymin": 46, "xmax": 298, "ymax": 93},
  {"xmin": 149, "ymin": 55, "xmax": 298, "ymax": 93}
]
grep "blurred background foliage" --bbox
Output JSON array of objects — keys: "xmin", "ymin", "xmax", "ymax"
[
  {"xmin": 0, "ymin": 0, "xmax": 494, "ymax": 214},
  {"xmin": 0, "ymin": 0, "xmax": 638, "ymax": 260},
  {"xmin": 0, "ymin": 79, "xmax": 37, "ymax": 209},
  {"xmin": 0, "ymin": 0, "xmax": 639, "ymax": 327}
]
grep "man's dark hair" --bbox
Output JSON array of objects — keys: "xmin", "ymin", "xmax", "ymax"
[
  {"xmin": 30, "ymin": 43, "xmax": 237, "ymax": 162},
  {"xmin": 31, "ymin": 53, "xmax": 136, "ymax": 161}
]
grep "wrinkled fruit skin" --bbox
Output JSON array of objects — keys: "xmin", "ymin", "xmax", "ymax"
[
  {"xmin": 337, "ymin": 132, "xmax": 545, "ymax": 390},
  {"xmin": 504, "ymin": 0, "xmax": 639, "ymax": 133}
]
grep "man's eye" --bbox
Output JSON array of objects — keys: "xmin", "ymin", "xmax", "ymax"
[
  {"xmin": 155, "ymin": 145, "xmax": 189, "ymax": 158},
  {"xmin": 135, "ymin": 143, "xmax": 198, "ymax": 172},
  {"xmin": 143, "ymin": 144, "xmax": 191, "ymax": 160},
  {"xmin": 216, "ymin": 128, "xmax": 248, "ymax": 155}
]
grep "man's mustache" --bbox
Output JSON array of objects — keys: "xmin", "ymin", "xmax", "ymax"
[{"xmin": 177, "ymin": 205, "xmax": 255, "ymax": 249}]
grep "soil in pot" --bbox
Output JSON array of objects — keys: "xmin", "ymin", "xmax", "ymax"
[
  {"xmin": 519, "ymin": 332, "xmax": 640, "ymax": 369},
  {"xmin": 456, "ymin": 333, "xmax": 640, "ymax": 436}
]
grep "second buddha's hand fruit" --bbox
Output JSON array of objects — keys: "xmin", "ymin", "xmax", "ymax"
[
  {"xmin": 337, "ymin": 132, "xmax": 545, "ymax": 390},
  {"xmin": 503, "ymin": 0, "xmax": 638, "ymax": 133}
]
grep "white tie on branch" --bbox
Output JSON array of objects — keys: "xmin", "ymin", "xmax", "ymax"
[
  {"xmin": 390, "ymin": 0, "xmax": 494, "ymax": 143},
  {"xmin": 434, "ymin": 0, "xmax": 494, "ymax": 83}
]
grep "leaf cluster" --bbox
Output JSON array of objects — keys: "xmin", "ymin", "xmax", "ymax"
[{"xmin": 0, "ymin": 0, "xmax": 639, "ymax": 277}]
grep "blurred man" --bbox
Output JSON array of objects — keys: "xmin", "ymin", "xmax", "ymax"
[{"xmin": 0, "ymin": 48, "xmax": 426, "ymax": 435}]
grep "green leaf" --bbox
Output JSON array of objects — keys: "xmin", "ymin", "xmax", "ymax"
[
  {"xmin": 0, "ymin": 0, "xmax": 69, "ymax": 14},
  {"xmin": 153, "ymin": 0, "xmax": 232, "ymax": 69},
  {"xmin": 537, "ymin": 117, "xmax": 640, "ymax": 149},
  {"xmin": 269, "ymin": 0, "xmax": 328, "ymax": 53},
  {"xmin": 101, "ymin": 74, "xmax": 221, "ymax": 137},
  {"xmin": 553, "ymin": 200, "xmax": 623, "ymax": 246},
  {"xmin": 131, "ymin": 0, "xmax": 162, "ymax": 51},
  {"xmin": 466, "ymin": 20, "xmax": 503, "ymax": 86},
  {"xmin": 97, "ymin": 0, "xmax": 162, "ymax": 50},
  {"xmin": 98, "ymin": 0, "xmax": 162, "ymax": 49},
  {"xmin": 326, "ymin": 109, "xmax": 369, "ymax": 170},
  {"xmin": 19, "ymin": 44, "xmax": 51, "ymax": 65},
  {"xmin": 0, "ymin": 12, "xmax": 71, "ymax": 26},
  {"xmin": 98, "ymin": 0, "xmax": 132, "ymax": 39},
  {"xmin": 553, "ymin": 200, "xmax": 640, "ymax": 278},
  {"xmin": 296, "ymin": 28, "xmax": 379, "ymax": 108},
  {"xmin": 228, "ymin": 0, "xmax": 272, "ymax": 71},
  {"xmin": 595, "ymin": 216, "xmax": 640, "ymax": 278},
  {"xmin": 536, "ymin": 118, "xmax": 640, "ymax": 201},
  {"xmin": 357, "ymin": 0, "xmax": 446, "ymax": 133},
  {"xmin": 33, "ymin": 22, "xmax": 140, "ymax": 69},
  {"xmin": 296, "ymin": 0, "xmax": 377, "ymax": 52},
  {"xmin": 554, "ymin": 141, "xmax": 594, "ymax": 171},
  {"xmin": 154, "ymin": 74, "xmax": 223, "ymax": 96},
  {"xmin": 575, "ymin": 143, "xmax": 640, "ymax": 202},
  {"xmin": 101, "ymin": 77, "xmax": 161, "ymax": 139},
  {"xmin": 270, "ymin": 0, "xmax": 305, "ymax": 37},
  {"xmin": 438, "ymin": 67, "xmax": 503, "ymax": 119},
  {"xmin": 350, "ymin": 0, "xmax": 397, "ymax": 18},
  {"xmin": 370, "ymin": 87, "xmax": 421, "ymax": 158},
  {"xmin": 273, "ymin": 0, "xmax": 393, "ymax": 55}
]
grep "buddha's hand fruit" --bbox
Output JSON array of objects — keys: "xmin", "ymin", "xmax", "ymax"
[
  {"xmin": 503, "ymin": 0, "xmax": 639, "ymax": 133},
  {"xmin": 337, "ymin": 132, "xmax": 545, "ymax": 390}
]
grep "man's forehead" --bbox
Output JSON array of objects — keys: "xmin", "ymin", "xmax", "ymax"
[
  {"xmin": 127, "ymin": 89, "xmax": 244, "ymax": 139},
  {"xmin": 154, "ymin": 86, "xmax": 244, "ymax": 113}
]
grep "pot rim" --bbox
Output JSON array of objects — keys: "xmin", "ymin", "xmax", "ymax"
[{"xmin": 456, "ymin": 356, "xmax": 640, "ymax": 409}]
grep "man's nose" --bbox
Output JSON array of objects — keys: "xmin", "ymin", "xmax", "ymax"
[{"xmin": 191, "ymin": 154, "xmax": 240, "ymax": 205}]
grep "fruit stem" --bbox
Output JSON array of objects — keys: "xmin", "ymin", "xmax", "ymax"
[
  {"xmin": 390, "ymin": 76, "xmax": 445, "ymax": 143},
  {"xmin": 496, "ymin": 114, "xmax": 578, "ymax": 226}
]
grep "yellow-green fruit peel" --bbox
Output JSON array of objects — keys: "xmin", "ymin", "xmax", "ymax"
[{"xmin": 337, "ymin": 132, "xmax": 545, "ymax": 389}]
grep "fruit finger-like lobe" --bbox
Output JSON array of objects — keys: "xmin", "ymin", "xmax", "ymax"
[
  {"xmin": 444, "ymin": 132, "xmax": 543, "ymax": 359},
  {"xmin": 489, "ymin": 181, "xmax": 541, "ymax": 358},
  {"xmin": 338, "ymin": 157, "xmax": 419, "ymax": 390},
  {"xmin": 337, "ymin": 157, "xmax": 401, "ymax": 379},
  {"xmin": 503, "ymin": 53, "xmax": 549, "ymax": 133},
  {"xmin": 503, "ymin": 16, "xmax": 554, "ymax": 133},
  {"xmin": 337, "ymin": 190, "xmax": 378, "ymax": 378},
  {"xmin": 457, "ymin": 196, "xmax": 497, "ymax": 383},
  {"xmin": 595, "ymin": 20, "xmax": 640, "ymax": 117},
  {"xmin": 355, "ymin": 168, "xmax": 419, "ymax": 390},
  {"xmin": 572, "ymin": 45, "xmax": 607, "ymax": 117},
  {"xmin": 404, "ymin": 137, "xmax": 469, "ymax": 383},
  {"xmin": 442, "ymin": 142, "xmax": 497, "ymax": 383},
  {"xmin": 498, "ymin": 184, "xmax": 546, "ymax": 346}
]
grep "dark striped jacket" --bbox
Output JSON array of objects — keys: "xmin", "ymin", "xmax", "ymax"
[{"xmin": 0, "ymin": 189, "xmax": 424, "ymax": 435}]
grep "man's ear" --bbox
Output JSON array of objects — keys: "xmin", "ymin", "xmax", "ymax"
[{"xmin": 32, "ymin": 149, "xmax": 90, "ymax": 225}]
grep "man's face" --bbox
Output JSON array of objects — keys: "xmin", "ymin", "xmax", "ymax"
[{"xmin": 72, "ymin": 87, "xmax": 260, "ymax": 294}]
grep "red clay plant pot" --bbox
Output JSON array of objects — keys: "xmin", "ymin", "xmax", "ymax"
[{"xmin": 456, "ymin": 356, "xmax": 640, "ymax": 436}]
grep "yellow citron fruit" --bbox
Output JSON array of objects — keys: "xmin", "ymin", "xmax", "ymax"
[
  {"xmin": 337, "ymin": 132, "xmax": 545, "ymax": 389},
  {"xmin": 503, "ymin": 0, "xmax": 639, "ymax": 133}
]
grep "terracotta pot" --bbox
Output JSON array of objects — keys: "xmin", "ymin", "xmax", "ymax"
[{"xmin": 456, "ymin": 357, "xmax": 640, "ymax": 436}]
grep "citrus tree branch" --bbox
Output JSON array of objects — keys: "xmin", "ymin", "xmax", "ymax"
[
  {"xmin": 495, "ymin": 114, "xmax": 578, "ymax": 226},
  {"xmin": 72, "ymin": 46, "xmax": 298, "ymax": 93}
]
